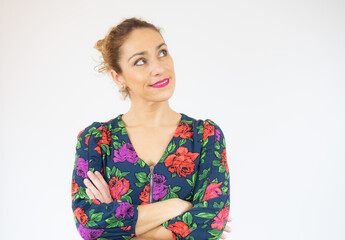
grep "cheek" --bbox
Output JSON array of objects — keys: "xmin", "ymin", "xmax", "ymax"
[{"xmin": 127, "ymin": 73, "xmax": 147, "ymax": 87}]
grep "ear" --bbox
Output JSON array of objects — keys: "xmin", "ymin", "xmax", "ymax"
[{"xmin": 110, "ymin": 69, "xmax": 125, "ymax": 88}]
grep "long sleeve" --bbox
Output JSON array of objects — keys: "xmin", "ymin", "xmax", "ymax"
[
  {"xmin": 71, "ymin": 121, "xmax": 139, "ymax": 240},
  {"xmin": 162, "ymin": 119, "xmax": 230, "ymax": 240}
]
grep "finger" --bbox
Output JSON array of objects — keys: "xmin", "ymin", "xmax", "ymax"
[
  {"xmin": 86, "ymin": 171, "xmax": 107, "ymax": 198},
  {"xmin": 224, "ymin": 225, "xmax": 231, "ymax": 232},
  {"xmin": 94, "ymin": 171, "xmax": 109, "ymax": 189},
  {"xmin": 93, "ymin": 171, "xmax": 112, "ymax": 202},
  {"xmin": 220, "ymin": 233, "xmax": 226, "ymax": 239},
  {"xmin": 228, "ymin": 215, "xmax": 232, "ymax": 222},
  {"xmin": 84, "ymin": 178, "xmax": 104, "ymax": 202},
  {"xmin": 85, "ymin": 187, "xmax": 96, "ymax": 199}
]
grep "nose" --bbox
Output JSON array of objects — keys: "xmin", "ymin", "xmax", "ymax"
[{"xmin": 150, "ymin": 57, "xmax": 165, "ymax": 75}]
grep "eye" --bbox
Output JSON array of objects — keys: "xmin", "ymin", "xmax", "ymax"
[
  {"xmin": 134, "ymin": 58, "xmax": 145, "ymax": 66},
  {"xmin": 160, "ymin": 49, "xmax": 168, "ymax": 57},
  {"xmin": 134, "ymin": 49, "xmax": 168, "ymax": 66}
]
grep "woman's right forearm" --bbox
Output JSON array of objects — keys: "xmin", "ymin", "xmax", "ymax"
[{"xmin": 134, "ymin": 198, "xmax": 193, "ymax": 237}]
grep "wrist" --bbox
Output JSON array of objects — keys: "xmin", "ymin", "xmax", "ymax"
[{"xmin": 173, "ymin": 198, "xmax": 193, "ymax": 215}]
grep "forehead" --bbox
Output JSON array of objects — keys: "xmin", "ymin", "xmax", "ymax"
[{"xmin": 121, "ymin": 28, "xmax": 164, "ymax": 56}]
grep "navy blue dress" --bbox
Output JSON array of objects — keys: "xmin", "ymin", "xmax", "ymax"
[{"xmin": 71, "ymin": 112, "xmax": 230, "ymax": 240}]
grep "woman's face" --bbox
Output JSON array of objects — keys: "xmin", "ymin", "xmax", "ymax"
[{"xmin": 114, "ymin": 28, "xmax": 176, "ymax": 102}]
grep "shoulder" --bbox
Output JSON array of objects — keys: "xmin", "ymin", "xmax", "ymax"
[
  {"xmin": 76, "ymin": 121, "xmax": 104, "ymax": 141},
  {"xmin": 182, "ymin": 113, "xmax": 225, "ymax": 142}
]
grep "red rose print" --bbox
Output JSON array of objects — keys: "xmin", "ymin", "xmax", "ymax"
[
  {"xmin": 221, "ymin": 149, "xmax": 229, "ymax": 173},
  {"xmin": 174, "ymin": 122, "xmax": 193, "ymax": 139},
  {"xmin": 121, "ymin": 226, "xmax": 131, "ymax": 231},
  {"xmin": 139, "ymin": 184, "xmax": 150, "ymax": 204},
  {"xmin": 211, "ymin": 204, "xmax": 230, "ymax": 230},
  {"xmin": 108, "ymin": 176, "xmax": 130, "ymax": 200},
  {"xmin": 94, "ymin": 126, "xmax": 112, "ymax": 155},
  {"xmin": 168, "ymin": 221, "xmax": 193, "ymax": 237},
  {"xmin": 92, "ymin": 198, "xmax": 101, "ymax": 204},
  {"xmin": 164, "ymin": 146, "xmax": 199, "ymax": 177},
  {"xmin": 85, "ymin": 135, "xmax": 90, "ymax": 146},
  {"xmin": 202, "ymin": 120, "xmax": 215, "ymax": 141},
  {"xmin": 73, "ymin": 207, "xmax": 88, "ymax": 226},
  {"xmin": 77, "ymin": 129, "xmax": 84, "ymax": 140},
  {"xmin": 71, "ymin": 179, "xmax": 79, "ymax": 201},
  {"xmin": 202, "ymin": 182, "xmax": 223, "ymax": 201}
]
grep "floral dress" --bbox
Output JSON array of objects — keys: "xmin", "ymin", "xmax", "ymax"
[{"xmin": 71, "ymin": 112, "xmax": 230, "ymax": 240}]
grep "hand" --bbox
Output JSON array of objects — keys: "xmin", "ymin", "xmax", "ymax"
[
  {"xmin": 220, "ymin": 216, "xmax": 232, "ymax": 239},
  {"xmin": 83, "ymin": 171, "xmax": 113, "ymax": 204}
]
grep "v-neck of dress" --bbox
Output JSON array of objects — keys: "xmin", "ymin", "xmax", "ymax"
[{"xmin": 118, "ymin": 113, "xmax": 185, "ymax": 168}]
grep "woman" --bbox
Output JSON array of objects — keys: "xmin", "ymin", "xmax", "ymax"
[{"xmin": 71, "ymin": 17, "xmax": 232, "ymax": 240}]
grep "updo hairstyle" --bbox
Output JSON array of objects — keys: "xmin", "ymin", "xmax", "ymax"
[{"xmin": 94, "ymin": 17, "xmax": 162, "ymax": 100}]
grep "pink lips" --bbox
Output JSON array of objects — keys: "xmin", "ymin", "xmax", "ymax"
[{"xmin": 149, "ymin": 78, "xmax": 169, "ymax": 88}]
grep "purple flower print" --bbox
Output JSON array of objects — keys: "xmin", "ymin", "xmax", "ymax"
[
  {"xmin": 76, "ymin": 157, "xmax": 88, "ymax": 178},
  {"xmin": 215, "ymin": 128, "xmax": 221, "ymax": 142},
  {"xmin": 77, "ymin": 224, "xmax": 104, "ymax": 240},
  {"xmin": 113, "ymin": 143, "xmax": 139, "ymax": 164},
  {"xmin": 152, "ymin": 174, "xmax": 168, "ymax": 200},
  {"xmin": 115, "ymin": 202, "xmax": 134, "ymax": 218}
]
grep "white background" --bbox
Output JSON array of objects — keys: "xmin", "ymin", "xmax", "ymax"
[{"xmin": 0, "ymin": 0, "xmax": 344, "ymax": 239}]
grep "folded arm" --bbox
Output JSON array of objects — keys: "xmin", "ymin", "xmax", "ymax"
[{"xmin": 160, "ymin": 119, "xmax": 230, "ymax": 240}]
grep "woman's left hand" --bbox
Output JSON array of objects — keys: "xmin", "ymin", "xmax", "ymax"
[
  {"xmin": 220, "ymin": 215, "xmax": 232, "ymax": 239},
  {"xmin": 83, "ymin": 171, "xmax": 113, "ymax": 204}
]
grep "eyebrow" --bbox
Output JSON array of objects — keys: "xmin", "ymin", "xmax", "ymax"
[{"xmin": 128, "ymin": 43, "xmax": 167, "ymax": 62}]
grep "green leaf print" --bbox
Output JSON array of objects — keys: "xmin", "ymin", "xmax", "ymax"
[
  {"xmin": 111, "ymin": 134, "xmax": 119, "ymax": 140},
  {"xmin": 198, "ymin": 169, "xmax": 210, "ymax": 181},
  {"xmin": 214, "ymin": 150, "xmax": 222, "ymax": 159},
  {"xmin": 171, "ymin": 186, "xmax": 181, "ymax": 192},
  {"xmin": 167, "ymin": 141, "xmax": 176, "ymax": 153},
  {"xmin": 182, "ymin": 212, "xmax": 193, "ymax": 225},
  {"xmin": 138, "ymin": 159, "xmax": 145, "ymax": 168},
  {"xmin": 213, "ymin": 160, "xmax": 221, "ymax": 167},
  {"xmin": 105, "ymin": 214, "xmax": 125, "ymax": 228},
  {"xmin": 194, "ymin": 181, "xmax": 207, "ymax": 202},
  {"xmin": 213, "ymin": 201, "xmax": 224, "ymax": 208},
  {"xmin": 113, "ymin": 141, "xmax": 121, "ymax": 150},
  {"xmin": 135, "ymin": 182, "xmax": 146, "ymax": 188},
  {"xmin": 77, "ymin": 186, "xmax": 88, "ymax": 200},
  {"xmin": 202, "ymin": 137, "xmax": 208, "ymax": 147},
  {"xmin": 189, "ymin": 222, "xmax": 197, "ymax": 231},
  {"xmin": 194, "ymin": 212, "xmax": 216, "ymax": 219},
  {"xmin": 219, "ymin": 165, "xmax": 226, "ymax": 173},
  {"xmin": 179, "ymin": 138, "xmax": 187, "ymax": 146},
  {"xmin": 197, "ymin": 125, "xmax": 203, "ymax": 134},
  {"xmin": 135, "ymin": 172, "xmax": 148, "ymax": 183},
  {"xmin": 208, "ymin": 228, "xmax": 222, "ymax": 240},
  {"xmin": 221, "ymin": 186, "xmax": 228, "ymax": 194},
  {"xmin": 89, "ymin": 209, "xmax": 95, "ymax": 215},
  {"xmin": 101, "ymin": 143, "xmax": 110, "ymax": 156},
  {"xmin": 90, "ymin": 212, "xmax": 104, "ymax": 222},
  {"xmin": 214, "ymin": 140, "xmax": 220, "ymax": 150},
  {"xmin": 76, "ymin": 139, "xmax": 81, "ymax": 149}
]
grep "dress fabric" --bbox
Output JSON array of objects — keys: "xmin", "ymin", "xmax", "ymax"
[{"xmin": 71, "ymin": 112, "xmax": 230, "ymax": 240}]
